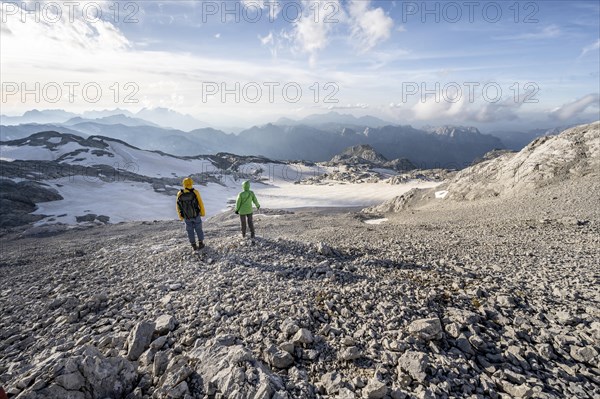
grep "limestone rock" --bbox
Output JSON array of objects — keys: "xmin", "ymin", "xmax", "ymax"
[
  {"xmin": 292, "ymin": 328, "xmax": 314, "ymax": 345},
  {"xmin": 128, "ymin": 321, "xmax": 155, "ymax": 361},
  {"xmin": 398, "ymin": 351, "xmax": 429, "ymax": 382},
  {"xmin": 264, "ymin": 345, "xmax": 294, "ymax": 369},
  {"xmin": 155, "ymin": 315, "xmax": 176, "ymax": 335},
  {"xmin": 408, "ymin": 318, "xmax": 443, "ymax": 341}
]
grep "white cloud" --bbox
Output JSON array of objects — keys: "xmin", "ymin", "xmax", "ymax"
[
  {"xmin": 473, "ymin": 97, "xmax": 523, "ymax": 123},
  {"xmin": 259, "ymin": 31, "xmax": 274, "ymax": 46},
  {"xmin": 291, "ymin": 0, "xmax": 343, "ymax": 66},
  {"xmin": 409, "ymin": 84, "xmax": 530, "ymax": 123},
  {"xmin": 1, "ymin": 2, "xmax": 130, "ymax": 57},
  {"xmin": 286, "ymin": 0, "xmax": 392, "ymax": 65},
  {"xmin": 549, "ymin": 94, "xmax": 600, "ymax": 121},
  {"xmin": 412, "ymin": 95, "xmax": 467, "ymax": 120},
  {"xmin": 215, "ymin": 33, "xmax": 221, "ymax": 39},
  {"xmin": 580, "ymin": 39, "xmax": 600, "ymax": 57},
  {"xmin": 348, "ymin": 0, "xmax": 394, "ymax": 52}
]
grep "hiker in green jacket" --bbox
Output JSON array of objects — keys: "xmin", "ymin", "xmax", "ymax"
[{"xmin": 234, "ymin": 181, "xmax": 260, "ymax": 238}]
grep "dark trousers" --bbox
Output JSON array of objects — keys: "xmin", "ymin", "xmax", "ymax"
[
  {"xmin": 184, "ymin": 215, "xmax": 204, "ymax": 244},
  {"xmin": 240, "ymin": 213, "xmax": 255, "ymax": 238}
]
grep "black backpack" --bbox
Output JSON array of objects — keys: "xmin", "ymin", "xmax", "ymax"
[{"xmin": 178, "ymin": 189, "xmax": 200, "ymax": 219}]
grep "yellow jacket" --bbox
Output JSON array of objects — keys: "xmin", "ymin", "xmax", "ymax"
[{"xmin": 177, "ymin": 178, "xmax": 206, "ymax": 220}]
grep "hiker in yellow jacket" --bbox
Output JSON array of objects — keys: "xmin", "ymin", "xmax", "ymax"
[
  {"xmin": 234, "ymin": 180, "xmax": 260, "ymax": 238},
  {"xmin": 177, "ymin": 177, "xmax": 206, "ymax": 251}
]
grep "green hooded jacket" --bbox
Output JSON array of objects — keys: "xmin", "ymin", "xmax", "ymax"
[{"xmin": 235, "ymin": 181, "xmax": 260, "ymax": 215}]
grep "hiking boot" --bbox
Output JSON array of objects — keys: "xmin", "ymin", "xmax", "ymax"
[
  {"xmin": 191, "ymin": 243, "xmax": 198, "ymax": 251},
  {"xmin": 197, "ymin": 241, "xmax": 205, "ymax": 249}
]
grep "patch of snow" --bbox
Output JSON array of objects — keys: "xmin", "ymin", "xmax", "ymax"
[
  {"xmin": 1, "ymin": 177, "xmax": 28, "ymax": 183},
  {"xmin": 32, "ymin": 179, "xmax": 239, "ymax": 225},
  {"xmin": 238, "ymin": 162, "xmax": 331, "ymax": 185},
  {"xmin": 1, "ymin": 145, "xmax": 55, "ymax": 161},
  {"xmin": 371, "ymin": 168, "xmax": 397, "ymax": 176},
  {"xmin": 0, "ymin": 157, "xmax": 15, "ymax": 162},
  {"xmin": 364, "ymin": 218, "xmax": 388, "ymax": 225},
  {"xmin": 96, "ymin": 141, "xmax": 217, "ymax": 178},
  {"xmin": 48, "ymin": 137, "xmax": 62, "ymax": 144},
  {"xmin": 435, "ymin": 190, "xmax": 449, "ymax": 199},
  {"xmin": 253, "ymin": 180, "xmax": 441, "ymax": 209},
  {"xmin": 0, "ymin": 143, "xmax": 85, "ymax": 161}
]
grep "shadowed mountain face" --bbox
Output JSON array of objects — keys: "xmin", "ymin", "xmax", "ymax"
[
  {"xmin": 230, "ymin": 124, "xmax": 504, "ymax": 167},
  {"xmin": 0, "ymin": 123, "xmax": 87, "ymax": 141},
  {"xmin": 2, "ymin": 118, "xmax": 504, "ymax": 167}
]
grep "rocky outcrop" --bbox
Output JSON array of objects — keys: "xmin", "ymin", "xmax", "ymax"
[
  {"xmin": 189, "ymin": 339, "xmax": 286, "ymax": 398},
  {"xmin": 7, "ymin": 346, "xmax": 137, "ymax": 399},
  {"xmin": 330, "ymin": 144, "xmax": 389, "ymax": 165},
  {"xmin": 442, "ymin": 121, "xmax": 599, "ymax": 200},
  {"xmin": 328, "ymin": 144, "xmax": 416, "ymax": 172},
  {"xmin": 363, "ymin": 188, "xmax": 432, "ymax": 214},
  {"xmin": 366, "ymin": 122, "xmax": 599, "ymax": 212},
  {"xmin": 0, "ymin": 179, "xmax": 63, "ymax": 228}
]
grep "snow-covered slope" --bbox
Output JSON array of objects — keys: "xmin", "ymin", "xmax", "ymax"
[{"xmin": 1, "ymin": 131, "xmax": 214, "ymax": 178}]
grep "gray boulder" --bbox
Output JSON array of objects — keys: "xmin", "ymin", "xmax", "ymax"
[
  {"xmin": 264, "ymin": 345, "xmax": 295, "ymax": 369},
  {"xmin": 408, "ymin": 318, "xmax": 443, "ymax": 341},
  {"xmin": 397, "ymin": 351, "xmax": 429, "ymax": 382},
  {"xmin": 127, "ymin": 321, "xmax": 155, "ymax": 360},
  {"xmin": 155, "ymin": 315, "xmax": 176, "ymax": 335}
]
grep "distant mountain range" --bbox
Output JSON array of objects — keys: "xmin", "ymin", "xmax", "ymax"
[
  {"xmin": 1, "ymin": 109, "xmax": 570, "ymax": 167},
  {"xmin": 1, "ymin": 108, "xmax": 207, "ymax": 132},
  {"xmin": 276, "ymin": 112, "xmax": 393, "ymax": 128},
  {"xmin": 63, "ymin": 114, "xmax": 160, "ymax": 128},
  {"xmin": 0, "ymin": 109, "xmax": 79, "ymax": 125},
  {"xmin": 1, "ymin": 122, "xmax": 502, "ymax": 167}
]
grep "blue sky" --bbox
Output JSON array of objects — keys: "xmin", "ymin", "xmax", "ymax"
[{"xmin": 1, "ymin": 0, "xmax": 599, "ymax": 130}]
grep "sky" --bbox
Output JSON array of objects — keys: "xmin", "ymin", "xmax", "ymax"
[{"xmin": 1, "ymin": 0, "xmax": 599, "ymax": 130}]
